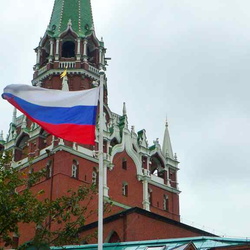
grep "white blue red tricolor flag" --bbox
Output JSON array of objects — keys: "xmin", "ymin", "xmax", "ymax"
[{"xmin": 2, "ymin": 84, "xmax": 99, "ymax": 145}]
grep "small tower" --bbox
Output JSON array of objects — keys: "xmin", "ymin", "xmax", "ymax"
[{"xmin": 162, "ymin": 120, "xmax": 174, "ymax": 159}]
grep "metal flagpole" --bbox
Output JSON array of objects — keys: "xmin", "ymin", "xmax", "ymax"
[{"xmin": 98, "ymin": 70, "xmax": 105, "ymax": 250}]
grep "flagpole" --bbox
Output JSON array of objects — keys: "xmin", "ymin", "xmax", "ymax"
[{"xmin": 98, "ymin": 69, "xmax": 105, "ymax": 250}]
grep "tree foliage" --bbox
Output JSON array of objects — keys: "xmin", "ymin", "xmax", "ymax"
[{"xmin": 0, "ymin": 152, "xmax": 97, "ymax": 249}]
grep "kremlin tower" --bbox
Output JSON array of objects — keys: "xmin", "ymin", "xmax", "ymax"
[{"xmin": 0, "ymin": 0, "xmax": 213, "ymax": 246}]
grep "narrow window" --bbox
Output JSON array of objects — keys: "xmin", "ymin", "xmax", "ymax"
[
  {"xmin": 46, "ymin": 160, "xmax": 52, "ymax": 179},
  {"xmin": 122, "ymin": 158, "xmax": 127, "ymax": 170},
  {"xmin": 148, "ymin": 188, "xmax": 152, "ymax": 205},
  {"xmin": 72, "ymin": 160, "xmax": 78, "ymax": 179},
  {"xmin": 92, "ymin": 171, "xmax": 97, "ymax": 185},
  {"xmin": 27, "ymin": 168, "xmax": 34, "ymax": 188},
  {"xmin": 163, "ymin": 194, "xmax": 169, "ymax": 211},
  {"xmin": 92, "ymin": 167, "xmax": 99, "ymax": 185},
  {"xmin": 122, "ymin": 182, "xmax": 128, "ymax": 197}
]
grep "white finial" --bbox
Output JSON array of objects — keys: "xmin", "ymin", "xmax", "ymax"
[
  {"xmin": 153, "ymin": 138, "xmax": 159, "ymax": 145},
  {"xmin": 165, "ymin": 116, "xmax": 168, "ymax": 127},
  {"xmin": 131, "ymin": 125, "xmax": 135, "ymax": 133},
  {"xmin": 21, "ymin": 116, "xmax": 27, "ymax": 129},
  {"xmin": 174, "ymin": 153, "xmax": 178, "ymax": 160},
  {"xmin": 123, "ymin": 102, "xmax": 127, "ymax": 116},
  {"xmin": 12, "ymin": 108, "xmax": 17, "ymax": 124}
]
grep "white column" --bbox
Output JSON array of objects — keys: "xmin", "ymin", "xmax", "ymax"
[
  {"xmin": 83, "ymin": 39, "xmax": 88, "ymax": 62},
  {"xmin": 55, "ymin": 38, "xmax": 60, "ymax": 60},
  {"xmin": 142, "ymin": 177, "xmax": 150, "ymax": 211},
  {"xmin": 49, "ymin": 39, "xmax": 54, "ymax": 62},
  {"xmin": 76, "ymin": 38, "xmax": 81, "ymax": 61},
  {"xmin": 103, "ymin": 161, "xmax": 109, "ymax": 197},
  {"xmin": 36, "ymin": 47, "xmax": 41, "ymax": 65},
  {"xmin": 99, "ymin": 48, "xmax": 102, "ymax": 65},
  {"xmin": 102, "ymin": 49, "xmax": 105, "ymax": 65}
]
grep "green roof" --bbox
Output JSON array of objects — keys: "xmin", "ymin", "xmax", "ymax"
[
  {"xmin": 51, "ymin": 237, "xmax": 250, "ymax": 249},
  {"xmin": 48, "ymin": 0, "xmax": 94, "ymax": 37}
]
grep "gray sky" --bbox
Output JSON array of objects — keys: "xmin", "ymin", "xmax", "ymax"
[{"xmin": 1, "ymin": 0, "xmax": 250, "ymax": 238}]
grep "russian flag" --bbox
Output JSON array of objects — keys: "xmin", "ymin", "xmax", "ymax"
[{"xmin": 2, "ymin": 84, "xmax": 100, "ymax": 145}]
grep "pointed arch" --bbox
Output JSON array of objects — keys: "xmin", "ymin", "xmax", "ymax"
[
  {"xmin": 150, "ymin": 153, "xmax": 165, "ymax": 176},
  {"xmin": 105, "ymin": 230, "xmax": 121, "ymax": 243},
  {"xmin": 14, "ymin": 132, "xmax": 30, "ymax": 161}
]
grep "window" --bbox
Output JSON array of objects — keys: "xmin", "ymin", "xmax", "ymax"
[
  {"xmin": 122, "ymin": 182, "xmax": 128, "ymax": 197},
  {"xmin": 163, "ymin": 194, "xmax": 169, "ymax": 211},
  {"xmin": 62, "ymin": 41, "xmax": 75, "ymax": 58},
  {"xmin": 92, "ymin": 170, "xmax": 97, "ymax": 185},
  {"xmin": 46, "ymin": 160, "xmax": 52, "ymax": 179},
  {"xmin": 27, "ymin": 168, "xmax": 34, "ymax": 188},
  {"xmin": 72, "ymin": 160, "xmax": 78, "ymax": 179},
  {"xmin": 148, "ymin": 188, "xmax": 152, "ymax": 205},
  {"xmin": 122, "ymin": 158, "xmax": 127, "ymax": 170},
  {"xmin": 107, "ymin": 231, "xmax": 121, "ymax": 243}
]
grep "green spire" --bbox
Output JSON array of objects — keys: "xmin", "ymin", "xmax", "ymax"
[{"xmin": 47, "ymin": 0, "xmax": 94, "ymax": 37}]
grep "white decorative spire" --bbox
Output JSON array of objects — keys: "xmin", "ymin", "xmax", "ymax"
[
  {"xmin": 21, "ymin": 116, "xmax": 27, "ymax": 129},
  {"xmin": 162, "ymin": 119, "xmax": 174, "ymax": 159},
  {"xmin": 123, "ymin": 102, "xmax": 127, "ymax": 116},
  {"xmin": 12, "ymin": 108, "xmax": 17, "ymax": 124}
]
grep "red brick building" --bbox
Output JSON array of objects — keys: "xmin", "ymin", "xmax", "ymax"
[{"xmin": 0, "ymin": 0, "xmax": 219, "ymax": 247}]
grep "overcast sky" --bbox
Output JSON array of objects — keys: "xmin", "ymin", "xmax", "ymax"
[{"xmin": 1, "ymin": 0, "xmax": 250, "ymax": 238}]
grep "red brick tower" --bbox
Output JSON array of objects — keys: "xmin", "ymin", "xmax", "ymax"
[{"xmin": 1, "ymin": 0, "xmax": 181, "ymax": 244}]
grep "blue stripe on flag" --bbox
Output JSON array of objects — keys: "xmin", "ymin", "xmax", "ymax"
[{"xmin": 4, "ymin": 93, "xmax": 97, "ymax": 125}]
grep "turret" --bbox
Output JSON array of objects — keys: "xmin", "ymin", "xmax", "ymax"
[{"xmin": 162, "ymin": 120, "xmax": 174, "ymax": 159}]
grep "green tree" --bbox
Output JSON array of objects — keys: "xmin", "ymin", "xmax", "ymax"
[{"xmin": 0, "ymin": 152, "xmax": 97, "ymax": 249}]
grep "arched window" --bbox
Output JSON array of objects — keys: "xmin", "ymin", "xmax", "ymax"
[
  {"xmin": 92, "ymin": 167, "xmax": 98, "ymax": 185},
  {"xmin": 72, "ymin": 160, "xmax": 79, "ymax": 179},
  {"xmin": 107, "ymin": 231, "xmax": 121, "ymax": 243},
  {"xmin": 150, "ymin": 155, "xmax": 164, "ymax": 177},
  {"xmin": 62, "ymin": 41, "xmax": 75, "ymax": 58},
  {"xmin": 122, "ymin": 182, "xmax": 128, "ymax": 197},
  {"xmin": 14, "ymin": 134, "xmax": 29, "ymax": 161},
  {"xmin": 163, "ymin": 194, "xmax": 169, "ymax": 211},
  {"xmin": 110, "ymin": 138, "xmax": 119, "ymax": 147}
]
